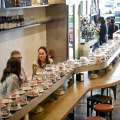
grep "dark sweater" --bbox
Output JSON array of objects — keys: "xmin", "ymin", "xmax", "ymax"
[{"xmin": 99, "ymin": 23, "xmax": 107, "ymax": 45}]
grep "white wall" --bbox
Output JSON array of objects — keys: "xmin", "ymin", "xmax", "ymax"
[{"xmin": 0, "ymin": 7, "xmax": 47, "ymax": 79}]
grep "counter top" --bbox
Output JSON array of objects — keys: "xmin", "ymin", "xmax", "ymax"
[
  {"xmin": 80, "ymin": 38, "xmax": 99, "ymax": 57},
  {"xmin": 29, "ymin": 59, "xmax": 120, "ymax": 120},
  {"xmin": 8, "ymin": 47, "xmax": 120, "ymax": 120},
  {"xmin": 76, "ymin": 48, "xmax": 120, "ymax": 73},
  {"xmin": 88, "ymin": 38, "xmax": 98, "ymax": 46},
  {"xmin": 113, "ymin": 29, "xmax": 120, "ymax": 39},
  {"xmin": 8, "ymin": 71, "xmax": 74, "ymax": 120},
  {"xmin": 80, "ymin": 38, "xmax": 98, "ymax": 47}
]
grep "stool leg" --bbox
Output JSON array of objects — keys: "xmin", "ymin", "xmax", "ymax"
[
  {"xmin": 107, "ymin": 88, "xmax": 109, "ymax": 96},
  {"xmin": 110, "ymin": 112, "xmax": 112, "ymax": 120},
  {"xmin": 105, "ymin": 67, "xmax": 108, "ymax": 73},
  {"xmin": 67, "ymin": 108, "xmax": 74, "ymax": 120},
  {"xmin": 101, "ymin": 88, "xmax": 105, "ymax": 95},
  {"xmin": 99, "ymin": 112, "xmax": 105, "ymax": 118},
  {"xmin": 91, "ymin": 101, "xmax": 95, "ymax": 115},
  {"xmin": 110, "ymin": 99, "xmax": 112, "ymax": 105},
  {"xmin": 96, "ymin": 111, "xmax": 98, "ymax": 116},
  {"xmin": 113, "ymin": 85, "xmax": 116, "ymax": 100},
  {"xmin": 91, "ymin": 91, "xmax": 92, "ymax": 96},
  {"xmin": 87, "ymin": 99, "xmax": 89, "ymax": 117},
  {"xmin": 110, "ymin": 85, "xmax": 117, "ymax": 100}
]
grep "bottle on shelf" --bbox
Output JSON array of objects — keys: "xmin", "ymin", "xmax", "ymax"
[
  {"xmin": 43, "ymin": 0, "xmax": 48, "ymax": 5},
  {"xmin": 12, "ymin": 0, "xmax": 16, "ymax": 7},
  {"xmin": 19, "ymin": 15, "xmax": 24, "ymax": 27},
  {"xmin": 0, "ymin": 17, "xmax": 2, "ymax": 31},
  {"xmin": 26, "ymin": 0, "xmax": 31, "ymax": 6},
  {"xmin": 4, "ymin": 16, "xmax": 8, "ymax": 30},
  {"xmin": 16, "ymin": 15, "xmax": 20, "ymax": 28},
  {"xmin": 0, "ymin": 14, "xmax": 24, "ymax": 32},
  {"xmin": 7, "ymin": 16, "xmax": 10, "ymax": 30},
  {"xmin": 16, "ymin": 0, "xmax": 20, "ymax": 7},
  {"xmin": 12, "ymin": 16, "xmax": 16, "ymax": 28},
  {"xmin": 8, "ymin": 16, "xmax": 12, "ymax": 30},
  {"xmin": 1, "ymin": 16, "xmax": 5, "ymax": 31}
]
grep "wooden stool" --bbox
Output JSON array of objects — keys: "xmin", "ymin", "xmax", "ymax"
[
  {"xmin": 84, "ymin": 116, "xmax": 106, "ymax": 120},
  {"xmin": 93, "ymin": 104, "xmax": 114, "ymax": 120},
  {"xmin": 87, "ymin": 94, "xmax": 112, "ymax": 117}
]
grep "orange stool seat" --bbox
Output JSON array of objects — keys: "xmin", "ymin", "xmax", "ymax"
[
  {"xmin": 84, "ymin": 116, "xmax": 106, "ymax": 120},
  {"xmin": 93, "ymin": 104, "xmax": 114, "ymax": 112},
  {"xmin": 87, "ymin": 94, "xmax": 112, "ymax": 117},
  {"xmin": 93, "ymin": 104, "xmax": 114, "ymax": 119}
]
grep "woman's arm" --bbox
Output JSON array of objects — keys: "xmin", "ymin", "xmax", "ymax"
[
  {"xmin": 49, "ymin": 58, "xmax": 54, "ymax": 64},
  {"xmin": 7, "ymin": 75, "xmax": 19, "ymax": 96}
]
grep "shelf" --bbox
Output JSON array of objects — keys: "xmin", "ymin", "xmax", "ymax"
[
  {"xmin": 0, "ymin": 4, "xmax": 51, "ymax": 11},
  {"xmin": 0, "ymin": 23, "xmax": 43, "ymax": 33},
  {"xmin": 0, "ymin": 17, "xmax": 65, "ymax": 34}
]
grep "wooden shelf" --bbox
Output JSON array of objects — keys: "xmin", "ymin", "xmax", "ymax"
[
  {"xmin": 0, "ymin": 23, "xmax": 43, "ymax": 34},
  {"xmin": 0, "ymin": 17, "xmax": 65, "ymax": 34}
]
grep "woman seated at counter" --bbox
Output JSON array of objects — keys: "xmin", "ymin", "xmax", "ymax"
[
  {"xmin": 10, "ymin": 50, "xmax": 27, "ymax": 84},
  {"xmin": 33, "ymin": 46, "xmax": 53, "ymax": 75},
  {"xmin": 0, "ymin": 58, "xmax": 21, "ymax": 99}
]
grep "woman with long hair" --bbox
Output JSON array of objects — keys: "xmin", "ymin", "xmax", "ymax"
[
  {"xmin": 33, "ymin": 46, "xmax": 53, "ymax": 75},
  {"xmin": 10, "ymin": 50, "xmax": 27, "ymax": 84},
  {"xmin": 110, "ymin": 18, "xmax": 119, "ymax": 39},
  {"xmin": 99, "ymin": 17, "xmax": 108, "ymax": 45},
  {"xmin": 0, "ymin": 58, "xmax": 21, "ymax": 99}
]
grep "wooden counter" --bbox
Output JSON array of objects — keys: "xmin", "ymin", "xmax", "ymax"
[
  {"xmin": 8, "ymin": 47, "xmax": 120, "ymax": 120},
  {"xmin": 8, "ymin": 71, "xmax": 74, "ymax": 120},
  {"xmin": 30, "ymin": 60, "xmax": 120, "ymax": 120},
  {"xmin": 76, "ymin": 48, "xmax": 120, "ymax": 73}
]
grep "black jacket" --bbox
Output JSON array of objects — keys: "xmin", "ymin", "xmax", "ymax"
[
  {"xmin": 99, "ymin": 23, "xmax": 107, "ymax": 45},
  {"xmin": 108, "ymin": 24, "xmax": 118, "ymax": 39}
]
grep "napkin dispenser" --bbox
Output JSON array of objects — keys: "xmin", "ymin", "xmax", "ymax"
[{"xmin": 76, "ymin": 73, "xmax": 84, "ymax": 82}]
